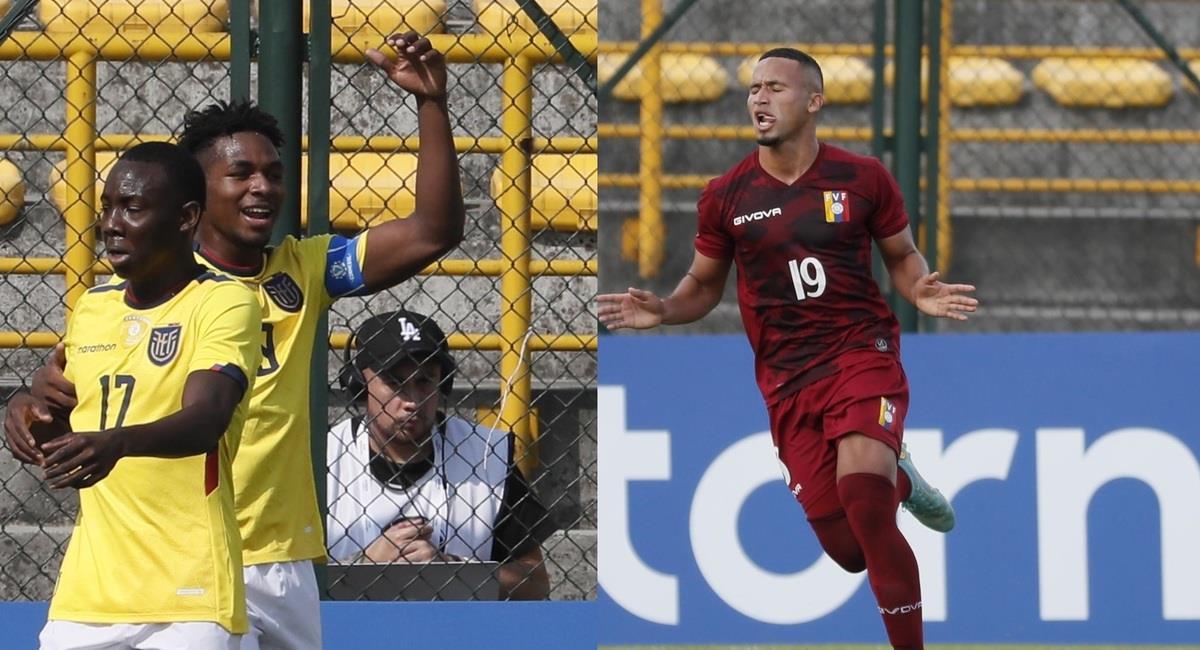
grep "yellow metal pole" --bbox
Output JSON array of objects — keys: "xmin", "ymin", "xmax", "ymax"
[
  {"xmin": 637, "ymin": 0, "xmax": 665, "ymax": 278},
  {"xmin": 0, "ymin": 258, "xmax": 110, "ymax": 274},
  {"xmin": 951, "ymin": 178, "xmax": 1200, "ymax": 193},
  {"xmin": 1, "ymin": 330, "xmax": 598, "ymax": 352},
  {"xmin": 0, "ymin": 332, "xmax": 64, "ymax": 348},
  {"xmin": 936, "ymin": 0, "xmax": 954, "ymax": 272},
  {"xmin": 0, "ymin": 256, "xmax": 591, "ymax": 278},
  {"xmin": 497, "ymin": 55, "xmax": 538, "ymax": 476},
  {"xmin": 600, "ymin": 124, "xmax": 875, "ymax": 141},
  {"xmin": 598, "ymin": 123, "xmax": 1200, "ymax": 145},
  {"xmin": 327, "ymin": 332, "xmax": 597, "ymax": 353},
  {"xmin": 597, "ymin": 40, "xmax": 1200, "ymax": 61},
  {"xmin": 63, "ymin": 48, "xmax": 98, "ymax": 312}
]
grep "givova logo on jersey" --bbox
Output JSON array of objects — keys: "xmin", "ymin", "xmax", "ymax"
[
  {"xmin": 148, "ymin": 324, "xmax": 182, "ymax": 366},
  {"xmin": 733, "ymin": 206, "xmax": 782, "ymax": 226}
]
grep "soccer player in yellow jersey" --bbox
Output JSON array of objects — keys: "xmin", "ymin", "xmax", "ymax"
[
  {"xmin": 6, "ymin": 142, "xmax": 262, "ymax": 649},
  {"xmin": 7, "ymin": 32, "xmax": 464, "ymax": 650}
]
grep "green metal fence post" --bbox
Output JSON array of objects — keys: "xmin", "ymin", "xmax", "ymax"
[
  {"xmin": 921, "ymin": 0, "xmax": 942, "ymax": 333},
  {"xmin": 229, "ymin": 0, "xmax": 252, "ymax": 103},
  {"xmin": 306, "ymin": 0, "xmax": 332, "ymax": 597},
  {"xmin": 259, "ymin": 1, "xmax": 303, "ymax": 243},
  {"xmin": 870, "ymin": 0, "xmax": 890, "ymax": 293},
  {"xmin": 891, "ymin": 0, "xmax": 922, "ymax": 333}
]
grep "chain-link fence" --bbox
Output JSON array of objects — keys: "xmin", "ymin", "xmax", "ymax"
[
  {"xmin": 599, "ymin": 0, "xmax": 1200, "ymax": 333},
  {"xmin": 0, "ymin": 0, "xmax": 596, "ymax": 603}
]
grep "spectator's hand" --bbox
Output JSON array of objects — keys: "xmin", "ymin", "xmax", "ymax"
[
  {"xmin": 41, "ymin": 431, "xmax": 124, "ymax": 489},
  {"xmin": 912, "ymin": 272, "xmax": 978, "ymax": 321},
  {"xmin": 32, "ymin": 343, "xmax": 76, "ymax": 416},
  {"xmin": 4, "ymin": 391, "xmax": 51, "ymax": 465},
  {"xmin": 597, "ymin": 288, "xmax": 665, "ymax": 330},
  {"xmin": 366, "ymin": 32, "xmax": 448, "ymax": 100},
  {"xmin": 363, "ymin": 518, "xmax": 435, "ymax": 563}
]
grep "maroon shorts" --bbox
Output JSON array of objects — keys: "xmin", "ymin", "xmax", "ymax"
[{"xmin": 767, "ymin": 352, "xmax": 909, "ymax": 520}]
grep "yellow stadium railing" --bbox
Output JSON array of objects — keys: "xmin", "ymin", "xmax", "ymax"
[
  {"xmin": 599, "ymin": 23, "xmax": 1200, "ymax": 278},
  {"xmin": 0, "ymin": 30, "xmax": 598, "ymax": 472}
]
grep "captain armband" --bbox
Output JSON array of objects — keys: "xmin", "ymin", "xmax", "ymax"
[{"xmin": 325, "ymin": 234, "xmax": 368, "ymax": 297}]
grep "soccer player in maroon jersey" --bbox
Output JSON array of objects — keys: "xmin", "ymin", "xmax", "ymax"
[{"xmin": 597, "ymin": 48, "xmax": 978, "ymax": 650}]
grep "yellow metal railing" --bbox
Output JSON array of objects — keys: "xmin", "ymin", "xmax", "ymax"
[
  {"xmin": 0, "ymin": 32, "xmax": 598, "ymax": 472},
  {"xmin": 600, "ymin": 19, "xmax": 1200, "ymax": 276},
  {"xmin": 636, "ymin": 0, "xmax": 664, "ymax": 278}
]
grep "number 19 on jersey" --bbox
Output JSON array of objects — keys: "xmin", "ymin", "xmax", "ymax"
[{"xmin": 789, "ymin": 256, "xmax": 826, "ymax": 300}]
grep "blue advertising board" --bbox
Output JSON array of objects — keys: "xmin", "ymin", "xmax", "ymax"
[
  {"xmin": 0, "ymin": 601, "xmax": 594, "ymax": 649},
  {"xmin": 598, "ymin": 333, "xmax": 1200, "ymax": 645}
]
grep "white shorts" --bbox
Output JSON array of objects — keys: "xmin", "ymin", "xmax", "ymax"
[
  {"xmin": 242, "ymin": 560, "xmax": 321, "ymax": 650},
  {"xmin": 40, "ymin": 620, "xmax": 240, "ymax": 650}
]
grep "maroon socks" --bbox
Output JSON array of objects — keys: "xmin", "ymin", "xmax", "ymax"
[{"xmin": 836, "ymin": 472, "xmax": 924, "ymax": 650}]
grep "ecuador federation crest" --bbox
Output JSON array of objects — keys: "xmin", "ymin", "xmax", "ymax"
[
  {"xmin": 263, "ymin": 272, "xmax": 304, "ymax": 313},
  {"xmin": 148, "ymin": 325, "xmax": 182, "ymax": 366}
]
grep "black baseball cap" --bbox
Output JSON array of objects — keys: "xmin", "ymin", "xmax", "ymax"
[{"xmin": 351, "ymin": 310, "xmax": 456, "ymax": 385}]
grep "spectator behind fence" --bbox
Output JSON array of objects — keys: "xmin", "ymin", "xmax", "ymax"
[{"xmin": 326, "ymin": 310, "xmax": 555, "ymax": 600}]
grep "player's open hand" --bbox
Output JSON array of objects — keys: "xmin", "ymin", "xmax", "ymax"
[
  {"xmin": 912, "ymin": 271, "xmax": 978, "ymax": 321},
  {"xmin": 32, "ymin": 343, "xmax": 76, "ymax": 416},
  {"xmin": 366, "ymin": 32, "xmax": 448, "ymax": 101},
  {"xmin": 4, "ymin": 391, "xmax": 52, "ymax": 465},
  {"xmin": 41, "ymin": 431, "xmax": 124, "ymax": 489},
  {"xmin": 597, "ymin": 288, "xmax": 665, "ymax": 330}
]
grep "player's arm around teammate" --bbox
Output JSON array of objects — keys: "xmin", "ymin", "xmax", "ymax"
[
  {"xmin": 358, "ymin": 32, "xmax": 466, "ymax": 290},
  {"xmin": 40, "ymin": 362, "xmax": 249, "ymax": 489},
  {"xmin": 5, "ymin": 343, "xmax": 73, "ymax": 466}
]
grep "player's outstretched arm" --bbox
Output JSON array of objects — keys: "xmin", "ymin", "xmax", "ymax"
[
  {"xmin": 498, "ymin": 546, "xmax": 550, "ymax": 600},
  {"xmin": 877, "ymin": 229, "xmax": 978, "ymax": 321},
  {"xmin": 360, "ymin": 32, "xmax": 466, "ymax": 292},
  {"xmin": 40, "ymin": 369, "xmax": 246, "ymax": 490},
  {"xmin": 598, "ymin": 250, "xmax": 731, "ymax": 330}
]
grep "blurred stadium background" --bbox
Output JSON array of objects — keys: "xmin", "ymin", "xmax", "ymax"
[
  {"xmin": 599, "ymin": 0, "xmax": 1200, "ymax": 334},
  {"xmin": 0, "ymin": 0, "xmax": 596, "ymax": 605}
]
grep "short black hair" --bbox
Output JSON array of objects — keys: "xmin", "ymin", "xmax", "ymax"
[
  {"xmin": 758, "ymin": 47, "xmax": 824, "ymax": 91},
  {"xmin": 118, "ymin": 141, "xmax": 207, "ymax": 209},
  {"xmin": 177, "ymin": 100, "xmax": 285, "ymax": 156}
]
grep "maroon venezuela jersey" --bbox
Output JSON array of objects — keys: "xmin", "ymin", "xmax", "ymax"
[{"xmin": 694, "ymin": 143, "xmax": 909, "ymax": 404}]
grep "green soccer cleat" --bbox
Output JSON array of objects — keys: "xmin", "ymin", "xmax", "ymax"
[{"xmin": 898, "ymin": 444, "xmax": 956, "ymax": 533}]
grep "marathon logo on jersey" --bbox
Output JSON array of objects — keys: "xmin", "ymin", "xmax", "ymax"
[
  {"xmin": 148, "ymin": 325, "xmax": 182, "ymax": 366},
  {"xmin": 732, "ymin": 206, "xmax": 782, "ymax": 227},
  {"xmin": 263, "ymin": 272, "xmax": 304, "ymax": 313},
  {"xmin": 824, "ymin": 190, "xmax": 850, "ymax": 223},
  {"xmin": 878, "ymin": 397, "xmax": 897, "ymax": 430}
]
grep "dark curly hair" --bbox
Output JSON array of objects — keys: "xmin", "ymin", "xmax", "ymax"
[
  {"xmin": 177, "ymin": 100, "xmax": 285, "ymax": 156},
  {"xmin": 119, "ymin": 141, "xmax": 207, "ymax": 210}
]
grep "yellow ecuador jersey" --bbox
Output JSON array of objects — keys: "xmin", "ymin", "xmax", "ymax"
[
  {"xmin": 195, "ymin": 232, "xmax": 369, "ymax": 565},
  {"xmin": 50, "ymin": 271, "xmax": 261, "ymax": 633}
]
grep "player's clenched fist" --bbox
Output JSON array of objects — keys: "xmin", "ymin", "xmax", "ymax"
[
  {"xmin": 597, "ymin": 288, "xmax": 666, "ymax": 330},
  {"xmin": 362, "ymin": 517, "xmax": 434, "ymax": 563},
  {"xmin": 366, "ymin": 32, "xmax": 448, "ymax": 100},
  {"xmin": 41, "ymin": 430, "xmax": 125, "ymax": 490}
]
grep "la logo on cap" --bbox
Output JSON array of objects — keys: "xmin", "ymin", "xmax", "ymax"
[{"xmin": 397, "ymin": 317, "xmax": 421, "ymax": 342}]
